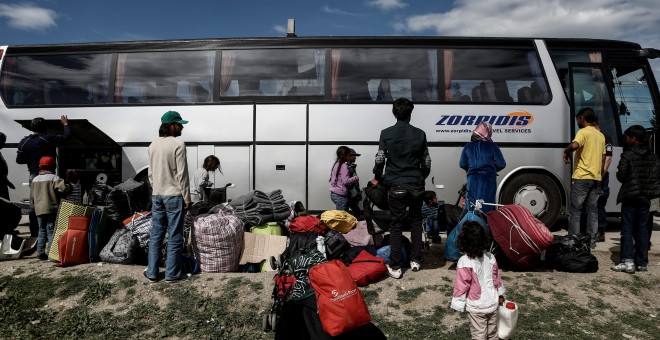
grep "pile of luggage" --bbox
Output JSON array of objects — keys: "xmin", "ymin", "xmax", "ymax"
[
  {"xmin": 444, "ymin": 201, "xmax": 599, "ymax": 273},
  {"xmin": 263, "ymin": 208, "xmax": 388, "ymax": 339}
]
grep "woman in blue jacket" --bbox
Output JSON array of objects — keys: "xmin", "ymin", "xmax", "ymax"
[{"xmin": 459, "ymin": 123, "xmax": 506, "ymax": 213}]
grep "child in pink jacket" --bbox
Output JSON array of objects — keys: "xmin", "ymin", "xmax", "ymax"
[
  {"xmin": 451, "ymin": 221, "xmax": 505, "ymax": 339},
  {"xmin": 329, "ymin": 146, "xmax": 359, "ymax": 211}
]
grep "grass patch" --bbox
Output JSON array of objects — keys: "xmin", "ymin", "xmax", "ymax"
[
  {"xmin": 397, "ymin": 286, "xmax": 426, "ymax": 304},
  {"xmin": 117, "ymin": 276, "xmax": 137, "ymax": 289},
  {"xmin": 81, "ymin": 282, "xmax": 113, "ymax": 305},
  {"xmin": 361, "ymin": 287, "xmax": 381, "ymax": 305}
]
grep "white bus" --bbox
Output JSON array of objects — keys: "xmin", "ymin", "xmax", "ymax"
[{"xmin": 0, "ymin": 36, "xmax": 657, "ymax": 227}]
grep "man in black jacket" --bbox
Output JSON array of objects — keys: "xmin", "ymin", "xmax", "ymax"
[
  {"xmin": 16, "ymin": 115, "xmax": 72, "ymax": 237},
  {"xmin": 611, "ymin": 125, "xmax": 660, "ymax": 274},
  {"xmin": 372, "ymin": 98, "xmax": 431, "ymax": 279}
]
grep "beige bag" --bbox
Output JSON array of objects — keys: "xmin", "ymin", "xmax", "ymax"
[{"xmin": 320, "ymin": 210, "xmax": 357, "ymax": 234}]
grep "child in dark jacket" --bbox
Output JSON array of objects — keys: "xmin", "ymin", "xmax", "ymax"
[
  {"xmin": 611, "ymin": 125, "xmax": 660, "ymax": 274},
  {"xmin": 422, "ymin": 191, "xmax": 442, "ymax": 244},
  {"xmin": 30, "ymin": 156, "xmax": 71, "ymax": 260}
]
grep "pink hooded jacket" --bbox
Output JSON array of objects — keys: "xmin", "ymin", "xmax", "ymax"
[
  {"xmin": 329, "ymin": 162, "xmax": 358, "ymax": 196},
  {"xmin": 451, "ymin": 251, "xmax": 505, "ymax": 314}
]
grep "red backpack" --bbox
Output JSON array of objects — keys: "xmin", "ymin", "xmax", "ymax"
[
  {"xmin": 288, "ymin": 215, "xmax": 327, "ymax": 234},
  {"xmin": 347, "ymin": 250, "xmax": 387, "ymax": 286},
  {"xmin": 309, "ymin": 259, "xmax": 371, "ymax": 336}
]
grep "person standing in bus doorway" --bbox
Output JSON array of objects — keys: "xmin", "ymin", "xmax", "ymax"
[
  {"xmin": 329, "ymin": 146, "xmax": 359, "ymax": 212},
  {"xmin": 459, "ymin": 122, "xmax": 506, "ymax": 213},
  {"xmin": 192, "ymin": 155, "xmax": 221, "ymax": 202},
  {"xmin": 563, "ymin": 108, "xmax": 605, "ymax": 248},
  {"xmin": 144, "ymin": 111, "xmax": 192, "ymax": 283},
  {"xmin": 611, "ymin": 125, "xmax": 660, "ymax": 274},
  {"xmin": 16, "ymin": 116, "xmax": 72, "ymax": 239},
  {"xmin": 0, "ymin": 132, "xmax": 16, "ymax": 200},
  {"xmin": 372, "ymin": 98, "xmax": 431, "ymax": 279}
]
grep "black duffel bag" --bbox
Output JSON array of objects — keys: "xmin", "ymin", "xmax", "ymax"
[
  {"xmin": 364, "ymin": 182, "xmax": 389, "ymax": 210},
  {"xmin": 545, "ymin": 235, "xmax": 598, "ymax": 273}
]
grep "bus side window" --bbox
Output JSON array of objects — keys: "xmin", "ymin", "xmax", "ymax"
[
  {"xmin": 518, "ymin": 86, "xmax": 532, "ymax": 103},
  {"xmin": 191, "ymin": 82, "xmax": 209, "ymax": 102},
  {"xmin": 530, "ymin": 81, "xmax": 545, "ymax": 102},
  {"xmin": 239, "ymin": 79, "xmax": 263, "ymax": 96},
  {"xmin": 493, "ymin": 80, "xmax": 513, "ymax": 102}
]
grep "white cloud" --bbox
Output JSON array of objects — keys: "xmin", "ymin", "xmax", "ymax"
[
  {"xmin": 0, "ymin": 3, "xmax": 57, "ymax": 30},
  {"xmin": 322, "ymin": 5, "xmax": 359, "ymax": 16},
  {"xmin": 367, "ymin": 0, "xmax": 407, "ymax": 11},
  {"xmin": 273, "ymin": 24, "xmax": 287, "ymax": 35},
  {"xmin": 397, "ymin": 0, "xmax": 660, "ymax": 44},
  {"xmin": 396, "ymin": 0, "xmax": 660, "ymax": 78}
]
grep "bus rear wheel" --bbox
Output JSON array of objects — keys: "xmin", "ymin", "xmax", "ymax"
[{"xmin": 499, "ymin": 173, "xmax": 561, "ymax": 227}]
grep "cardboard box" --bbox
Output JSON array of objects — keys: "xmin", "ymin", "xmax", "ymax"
[{"xmin": 239, "ymin": 232, "xmax": 287, "ymax": 271}]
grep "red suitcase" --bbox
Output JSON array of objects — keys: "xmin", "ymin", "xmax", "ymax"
[
  {"xmin": 486, "ymin": 205, "xmax": 553, "ymax": 269},
  {"xmin": 54, "ymin": 216, "xmax": 90, "ymax": 267}
]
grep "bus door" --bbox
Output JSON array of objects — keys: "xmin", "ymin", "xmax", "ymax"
[{"xmin": 567, "ymin": 63, "xmax": 620, "ymax": 212}]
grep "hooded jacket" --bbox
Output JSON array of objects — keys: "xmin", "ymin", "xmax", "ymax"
[{"xmin": 616, "ymin": 143, "xmax": 660, "ymax": 203}]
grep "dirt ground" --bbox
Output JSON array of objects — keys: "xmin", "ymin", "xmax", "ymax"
[{"xmin": 1, "ymin": 215, "xmax": 659, "ymax": 339}]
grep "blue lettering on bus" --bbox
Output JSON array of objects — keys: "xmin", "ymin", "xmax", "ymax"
[{"xmin": 435, "ymin": 113, "xmax": 534, "ymax": 127}]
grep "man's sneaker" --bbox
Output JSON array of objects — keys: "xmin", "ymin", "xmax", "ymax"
[
  {"xmin": 143, "ymin": 269, "xmax": 158, "ymax": 283},
  {"xmin": 611, "ymin": 262, "xmax": 635, "ymax": 274},
  {"xmin": 36, "ymin": 253, "xmax": 48, "ymax": 261},
  {"xmin": 636, "ymin": 266, "xmax": 648, "ymax": 272},
  {"xmin": 165, "ymin": 273, "xmax": 192, "ymax": 284},
  {"xmin": 386, "ymin": 265, "xmax": 402, "ymax": 279},
  {"xmin": 410, "ymin": 261, "xmax": 421, "ymax": 272},
  {"xmin": 595, "ymin": 231, "xmax": 605, "ymax": 243}
]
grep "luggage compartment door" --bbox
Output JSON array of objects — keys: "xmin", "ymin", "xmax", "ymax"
[{"xmin": 254, "ymin": 145, "xmax": 306, "ymax": 205}]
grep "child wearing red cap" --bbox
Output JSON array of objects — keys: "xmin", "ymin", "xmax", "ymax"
[{"xmin": 30, "ymin": 156, "xmax": 71, "ymax": 260}]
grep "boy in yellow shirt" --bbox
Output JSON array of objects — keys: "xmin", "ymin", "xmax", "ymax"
[{"xmin": 563, "ymin": 107, "xmax": 605, "ymax": 248}]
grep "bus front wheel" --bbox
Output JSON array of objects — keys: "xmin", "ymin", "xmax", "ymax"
[{"xmin": 499, "ymin": 173, "xmax": 561, "ymax": 227}]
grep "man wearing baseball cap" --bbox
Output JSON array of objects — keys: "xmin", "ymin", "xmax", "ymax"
[{"xmin": 145, "ymin": 111, "xmax": 192, "ymax": 283}]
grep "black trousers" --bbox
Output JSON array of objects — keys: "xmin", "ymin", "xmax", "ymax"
[{"xmin": 388, "ymin": 184, "xmax": 424, "ymax": 268}]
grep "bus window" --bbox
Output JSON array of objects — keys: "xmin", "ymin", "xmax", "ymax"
[
  {"xmin": 446, "ymin": 49, "xmax": 548, "ymax": 104},
  {"xmin": 219, "ymin": 49, "xmax": 325, "ymax": 98},
  {"xmin": 331, "ymin": 48, "xmax": 431, "ymax": 102},
  {"xmin": 611, "ymin": 65, "xmax": 656, "ymax": 132},
  {"xmin": 114, "ymin": 50, "xmax": 215, "ymax": 104},
  {"xmin": 569, "ymin": 65, "xmax": 618, "ymax": 145},
  {"xmin": 0, "ymin": 53, "xmax": 112, "ymax": 106}
]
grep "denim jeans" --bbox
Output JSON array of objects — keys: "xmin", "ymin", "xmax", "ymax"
[
  {"xmin": 620, "ymin": 198, "xmax": 650, "ymax": 267},
  {"xmin": 569, "ymin": 179, "xmax": 601, "ymax": 245},
  {"xmin": 147, "ymin": 195, "xmax": 184, "ymax": 280},
  {"xmin": 330, "ymin": 192, "xmax": 349, "ymax": 211},
  {"xmin": 388, "ymin": 184, "xmax": 424, "ymax": 268},
  {"xmin": 424, "ymin": 217, "xmax": 440, "ymax": 236},
  {"xmin": 36, "ymin": 213, "xmax": 56, "ymax": 255}
]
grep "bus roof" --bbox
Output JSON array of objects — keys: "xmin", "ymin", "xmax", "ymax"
[{"xmin": 3, "ymin": 36, "xmax": 643, "ymax": 55}]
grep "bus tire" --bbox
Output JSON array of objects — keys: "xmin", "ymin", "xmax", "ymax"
[{"xmin": 499, "ymin": 173, "xmax": 561, "ymax": 227}]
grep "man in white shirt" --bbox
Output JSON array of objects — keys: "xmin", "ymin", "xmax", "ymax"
[{"xmin": 144, "ymin": 111, "xmax": 192, "ymax": 283}]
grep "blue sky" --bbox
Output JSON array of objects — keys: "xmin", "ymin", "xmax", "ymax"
[{"xmin": 1, "ymin": 0, "xmax": 659, "ymax": 73}]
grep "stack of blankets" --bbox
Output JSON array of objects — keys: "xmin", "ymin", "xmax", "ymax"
[{"xmin": 229, "ymin": 189, "xmax": 291, "ymax": 227}]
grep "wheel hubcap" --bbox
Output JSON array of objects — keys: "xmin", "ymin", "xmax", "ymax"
[{"xmin": 513, "ymin": 184, "xmax": 548, "ymax": 217}]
